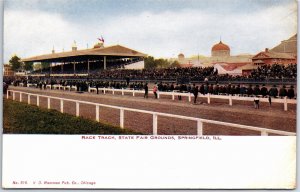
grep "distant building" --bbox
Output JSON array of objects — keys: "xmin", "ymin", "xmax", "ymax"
[
  {"xmin": 213, "ymin": 62, "xmax": 254, "ymax": 76},
  {"xmin": 3, "ymin": 64, "xmax": 14, "ymax": 76},
  {"xmin": 170, "ymin": 40, "xmax": 252, "ymax": 71},
  {"xmin": 252, "ymin": 48, "xmax": 296, "ymax": 66}
]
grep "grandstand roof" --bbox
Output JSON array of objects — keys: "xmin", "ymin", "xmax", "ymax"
[{"xmin": 22, "ymin": 45, "xmax": 147, "ymax": 62}]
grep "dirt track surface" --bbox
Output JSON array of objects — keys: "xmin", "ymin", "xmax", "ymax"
[{"xmin": 7, "ymin": 86, "xmax": 297, "ymax": 136}]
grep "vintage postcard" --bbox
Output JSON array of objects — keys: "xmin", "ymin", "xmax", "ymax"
[{"xmin": 1, "ymin": 0, "xmax": 297, "ymax": 189}]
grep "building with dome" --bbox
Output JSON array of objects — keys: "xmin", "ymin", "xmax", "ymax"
[
  {"xmin": 169, "ymin": 39, "xmax": 254, "ymax": 75},
  {"xmin": 211, "ymin": 41, "xmax": 230, "ymax": 57}
]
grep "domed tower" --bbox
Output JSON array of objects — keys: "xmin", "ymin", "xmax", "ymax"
[
  {"xmin": 211, "ymin": 41, "xmax": 230, "ymax": 57},
  {"xmin": 178, "ymin": 53, "xmax": 185, "ymax": 64}
]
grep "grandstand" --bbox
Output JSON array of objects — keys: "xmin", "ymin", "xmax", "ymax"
[{"xmin": 22, "ymin": 44, "xmax": 147, "ymax": 75}]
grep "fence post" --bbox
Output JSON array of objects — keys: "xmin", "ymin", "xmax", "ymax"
[
  {"xmin": 197, "ymin": 120, "xmax": 203, "ymax": 136},
  {"xmin": 95, "ymin": 105, "xmax": 100, "ymax": 122},
  {"xmin": 104, "ymin": 87, "xmax": 106, "ymax": 94},
  {"xmin": 261, "ymin": 130, "xmax": 268, "ymax": 136},
  {"xmin": 47, "ymin": 98, "xmax": 51, "ymax": 109},
  {"xmin": 207, "ymin": 93, "xmax": 211, "ymax": 104},
  {"xmin": 157, "ymin": 92, "xmax": 160, "ymax": 99},
  {"xmin": 120, "ymin": 108, "xmax": 124, "ymax": 128},
  {"xmin": 6, "ymin": 90, "xmax": 9, "ymax": 99},
  {"xmin": 229, "ymin": 95, "xmax": 232, "ymax": 106},
  {"xmin": 60, "ymin": 99, "xmax": 64, "ymax": 113},
  {"xmin": 13, "ymin": 92, "xmax": 15, "ymax": 100},
  {"xmin": 172, "ymin": 91, "xmax": 175, "ymax": 100},
  {"xmin": 284, "ymin": 96, "xmax": 288, "ymax": 111},
  {"xmin": 153, "ymin": 113, "xmax": 158, "ymax": 135},
  {"xmin": 76, "ymin": 102, "xmax": 80, "ymax": 117},
  {"xmin": 88, "ymin": 85, "xmax": 90, "ymax": 92},
  {"xmin": 122, "ymin": 88, "xmax": 124, "ymax": 96},
  {"xmin": 37, "ymin": 96, "xmax": 40, "ymax": 106},
  {"xmin": 20, "ymin": 93, "xmax": 22, "ymax": 102},
  {"xmin": 188, "ymin": 93, "xmax": 192, "ymax": 102},
  {"xmin": 133, "ymin": 89, "xmax": 135, "ymax": 97},
  {"xmin": 28, "ymin": 95, "xmax": 31, "ymax": 104}
]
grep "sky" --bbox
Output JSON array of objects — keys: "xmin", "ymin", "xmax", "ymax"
[{"xmin": 3, "ymin": 0, "xmax": 298, "ymax": 63}]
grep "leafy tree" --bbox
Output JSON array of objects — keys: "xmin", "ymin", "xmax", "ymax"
[
  {"xmin": 24, "ymin": 62, "xmax": 34, "ymax": 71},
  {"xmin": 41, "ymin": 62, "xmax": 50, "ymax": 69},
  {"xmin": 33, "ymin": 63, "xmax": 42, "ymax": 71},
  {"xmin": 170, "ymin": 60, "xmax": 181, "ymax": 68},
  {"xmin": 156, "ymin": 58, "xmax": 169, "ymax": 68},
  {"xmin": 144, "ymin": 56, "xmax": 156, "ymax": 69},
  {"xmin": 9, "ymin": 55, "xmax": 23, "ymax": 71}
]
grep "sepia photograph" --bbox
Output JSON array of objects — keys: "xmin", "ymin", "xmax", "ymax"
[{"xmin": 1, "ymin": 0, "xmax": 297, "ymax": 189}]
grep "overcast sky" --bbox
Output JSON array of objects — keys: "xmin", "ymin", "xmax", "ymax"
[{"xmin": 3, "ymin": 0, "xmax": 297, "ymax": 63}]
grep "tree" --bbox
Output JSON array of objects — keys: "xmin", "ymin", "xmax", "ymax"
[
  {"xmin": 156, "ymin": 58, "xmax": 169, "ymax": 68},
  {"xmin": 33, "ymin": 63, "xmax": 42, "ymax": 71},
  {"xmin": 9, "ymin": 55, "xmax": 23, "ymax": 71},
  {"xmin": 41, "ymin": 62, "xmax": 50, "ymax": 70},
  {"xmin": 170, "ymin": 60, "xmax": 181, "ymax": 68},
  {"xmin": 144, "ymin": 56, "xmax": 157, "ymax": 69},
  {"xmin": 24, "ymin": 62, "xmax": 34, "ymax": 71}
]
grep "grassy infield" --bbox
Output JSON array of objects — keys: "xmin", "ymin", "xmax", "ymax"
[{"xmin": 3, "ymin": 99, "xmax": 141, "ymax": 134}]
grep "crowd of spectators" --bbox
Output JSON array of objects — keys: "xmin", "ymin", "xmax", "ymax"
[
  {"xmin": 83, "ymin": 64, "xmax": 297, "ymax": 82},
  {"xmin": 25, "ymin": 63, "xmax": 297, "ymax": 83},
  {"xmin": 249, "ymin": 64, "xmax": 297, "ymax": 80},
  {"xmin": 6, "ymin": 75, "xmax": 296, "ymax": 99},
  {"xmin": 4, "ymin": 63, "xmax": 297, "ymax": 99}
]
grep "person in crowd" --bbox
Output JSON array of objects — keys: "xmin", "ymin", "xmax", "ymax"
[
  {"xmin": 287, "ymin": 85, "xmax": 295, "ymax": 99},
  {"xmin": 199, "ymin": 84, "xmax": 205, "ymax": 95},
  {"xmin": 213, "ymin": 84, "xmax": 219, "ymax": 95},
  {"xmin": 253, "ymin": 85, "xmax": 260, "ymax": 96},
  {"xmin": 260, "ymin": 84, "xmax": 268, "ymax": 97},
  {"xmin": 153, "ymin": 83, "xmax": 158, "ymax": 99},
  {"xmin": 247, "ymin": 85, "xmax": 253, "ymax": 97},
  {"xmin": 96, "ymin": 81, "xmax": 100, "ymax": 94},
  {"xmin": 279, "ymin": 85, "xmax": 287, "ymax": 98},
  {"xmin": 235, "ymin": 84, "xmax": 241, "ymax": 96},
  {"xmin": 269, "ymin": 85, "xmax": 278, "ymax": 98},
  {"xmin": 193, "ymin": 86, "xmax": 199, "ymax": 104},
  {"xmin": 240, "ymin": 84, "xmax": 246, "ymax": 96},
  {"xmin": 254, "ymin": 96, "xmax": 260, "ymax": 109},
  {"xmin": 144, "ymin": 83, "xmax": 148, "ymax": 98}
]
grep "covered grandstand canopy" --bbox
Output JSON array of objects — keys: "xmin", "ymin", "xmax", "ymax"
[{"xmin": 22, "ymin": 45, "xmax": 147, "ymax": 74}]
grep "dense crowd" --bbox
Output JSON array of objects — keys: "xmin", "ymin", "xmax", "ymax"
[
  {"xmin": 5, "ymin": 75, "xmax": 296, "ymax": 99},
  {"xmin": 3, "ymin": 63, "xmax": 297, "ymax": 99},
  {"xmin": 20, "ymin": 64, "xmax": 298, "ymax": 83},
  {"xmin": 249, "ymin": 64, "xmax": 297, "ymax": 80},
  {"xmin": 80, "ymin": 64, "xmax": 297, "ymax": 82}
]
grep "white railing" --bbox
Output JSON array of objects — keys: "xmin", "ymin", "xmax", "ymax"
[
  {"xmin": 26, "ymin": 83, "xmax": 77, "ymax": 91},
  {"xmin": 88, "ymin": 87, "xmax": 296, "ymax": 111},
  {"xmin": 6, "ymin": 89, "xmax": 296, "ymax": 136}
]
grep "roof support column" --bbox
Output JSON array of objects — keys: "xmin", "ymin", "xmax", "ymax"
[
  {"xmin": 87, "ymin": 59, "xmax": 90, "ymax": 74},
  {"xmin": 73, "ymin": 61, "xmax": 76, "ymax": 74},
  {"xmin": 104, "ymin": 56, "xmax": 107, "ymax": 70},
  {"xmin": 50, "ymin": 62, "xmax": 52, "ymax": 75},
  {"xmin": 61, "ymin": 61, "xmax": 64, "ymax": 73}
]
